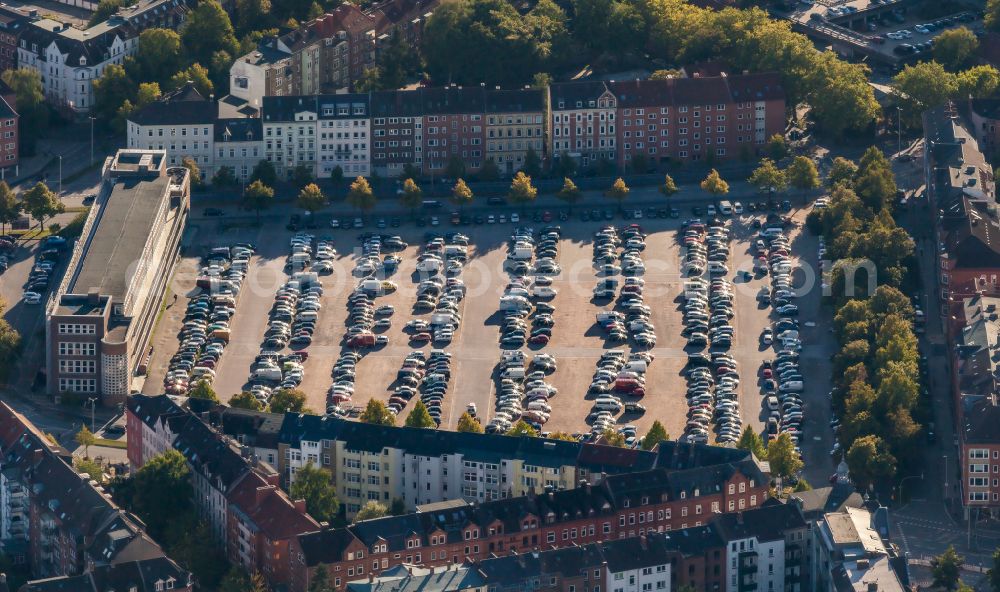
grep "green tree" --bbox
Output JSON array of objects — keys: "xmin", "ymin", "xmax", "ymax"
[
  {"xmin": 354, "ymin": 501, "xmax": 389, "ymax": 522},
  {"xmin": 93, "ymin": 64, "xmax": 133, "ymax": 124},
  {"xmin": 957, "ymin": 65, "xmax": 1000, "ymax": 99},
  {"xmin": 188, "ymin": 380, "xmax": 219, "ymax": 402},
  {"xmin": 893, "ymin": 62, "xmax": 958, "ymax": 125},
  {"xmin": 748, "ymin": 158, "xmax": 787, "ymax": 195},
  {"xmin": 659, "ymin": 174, "xmax": 678, "ymax": 201},
  {"xmin": 307, "ymin": 566, "xmax": 332, "ymax": 592},
  {"xmin": 89, "ymin": 0, "xmax": 125, "ymax": 25},
  {"xmin": 131, "ymin": 449, "xmax": 194, "ymax": 540},
  {"xmin": 988, "ymin": 0, "xmax": 1000, "ymax": 31},
  {"xmin": 235, "ymin": 0, "xmax": 273, "ymax": 34},
  {"xmin": 220, "ymin": 568, "xmax": 252, "ymax": 592},
  {"xmin": 606, "ymin": 177, "xmax": 629, "ymax": 209},
  {"xmin": 806, "ymin": 53, "xmax": 880, "ymax": 138},
  {"xmin": 552, "ymin": 151, "xmax": 577, "ymax": 178},
  {"xmin": 450, "ymin": 178, "xmax": 474, "ymax": 208},
  {"xmin": 377, "ymin": 32, "xmax": 420, "ymax": 90},
  {"xmin": 793, "ymin": 478, "xmax": 812, "ymax": 492},
  {"xmin": 522, "ymin": 147, "xmax": 542, "ymax": 177},
  {"xmin": 132, "ymin": 28, "xmax": 182, "ymax": 85},
  {"xmin": 767, "ymin": 433, "xmax": 803, "ymax": 480},
  {"xmin": 736, "ymin": 425, "xmax": 767, "ymax": 459},
  {"xmin": 556, "ymin": 177, "xmax": 582, "ymax": 209},
  {"xmin": 987, "ymin": 548, "xmax": 1000, "ymax": 592},
  {"xmin": 211, "ymin": 166, "xmax": 238, "ymax": 190},
  {"xmin": 767, "ymin": 134, "xmax": 788, "ymax": 160},
  {"xmin": 360, "ymin": 399, "xmax": 396, "ymax": 426},
  {"xmin": 508, "ymin": 171, "xmax": 537, "ymax": 209},
  {"xmin": 269, "ymin": 388, "xmax": 308, "ymax": 413},
  {"xmin": 297, "ymin": 183, "xmax": 326, "ymax": 214},
  {"xmin": 181, "ymin": 156, "xmax": 203, "ymax": 188},
  {"xmin": 700, "ymin": 169, "xmax": 729, "ymax": 201},
  {"xmin": 346, "ymin": 176, "xmax": 376, "ymax": 215},
  {"xmin": 0, "ymin": 299, "xmax": 21, "ymax": 383},
  {"xmin": 22, "ymin": 182, "xmax": 64, "ymax": 231},
  {"xmin": 934, "ymin": 27, "xmax": 979, "ymax": 70},
  {"xmin": 548, "ymin": 432, "xmax": 578, "ymax": 441},
  {"xmin": 389, "ymin": 498, "xmax": 406, "ymax": 515},
  {"xmin": 292, "ymin": 164, "xmax": 314, "ymax": 189},
  {"xmin": 629, "ymin": 153, "xmax": 649, "ymax": 174},
  {"xmin": 601, "ymin": 429, "xmax": 626, "ymax": 447},
  {"xmin": 846, "ymin": 435, "xmax": 897, "ymax": 490},
  {"xmin": 354, "ymin": 67, "xmax": 383, "ymax": 93},
  {"xmin": 827, "ymin": 157, "xmax": 858, "ymax": 187},
  {"xmin": 0, "ymin": 182, "xmax": 20, "ymax": 234},
  {"xmin": 135, "ymin": 82, "xmax": 162, "ymax": 109},
  {"xmin": 445, "ymin": 155, "xmax": 466, "ymax": 180},
  {"xmin": 169, "ymin": 63, "xmax": 214, "ymax": 98},
  {"xmin": 2, "ymin": 68, "xmax": 48, "ymax": 153},
  {"xmin": 400, "ymin": 178, "xmax": 423, "ymax": 214},
  {"xmin": 478, "ymin": 159, "xmax": 500, "ymax": 181},
  {"xmin": 404, "ymin": 400, "xmax": 436, "ymax": 428},
  {"xmin": 229, "ymin": 391, "xmax": 264, "ymax": 411},
  {"xmin": 640, "ymin": 420, "xmax": 669, "ymax": 451},
  {"xmin": 181, "ymin": 0, "xmax": 239, "ymax": 67},
  {"xmin": 251, "ymin": 159, "xmax": 277, "ymax": 187},
  {"xmin": 329, "ymin": 165, "xmax": 344, "ymax": 185},
  {"xmin": 506, "ymin": 419, "xmax": 539, "ymax": 437},
  {"xmin": 290, "ymin": 462, "xmax": 339, "ymax": 523},
  {"xmin": 243, "ymin": 180, "xmax": 274, "ymax": 225},
  {"xmin": 457, "ymin": 412, "xmax": 483, "ymax": 433},
  {"xmin": 786, "ymin": 156, "xmax": 820, "ymax": 201},
  {"xmin": 75, "ymin": 426, "xmax": 97, "ymax": 458},
  {"xmin": 75, "ymin": 457, "xmax": 104, "ymax": 482},
  {"xmin": 931, "ymin": 546, "xmax": 964, "ymax": 591}
]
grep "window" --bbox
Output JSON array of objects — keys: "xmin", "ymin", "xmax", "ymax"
[
  {"xmin": 58, "ymin": 342, "xmax": 96, "ymax": 356},
  {"xmin": 58, "ymin": 378, "xmax": 96, "ymax": 393},
  {"xmin": 58, "ymin": 323, "xmax": 96, "ymax": 335},
  {"xmin": 59, "ymin": 359, "xmax": 95, "ymax": 374}
]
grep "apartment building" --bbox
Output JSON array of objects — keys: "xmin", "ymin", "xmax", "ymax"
[
  {"xmin": 0, "ymin": 80, "xmax": 19, "ymax": 178},
  {"xmin": 713, "ymin": 503, "xmax": 809, "ymax": 592},
  {"xmin": 549, "ymin": 73, "xmax": 785, "ymax": 171},
  {"xmin": 924, "ymin": 103, "xmax": 998, "ymax": 320},
  {"xmin": 262, "ymin": 93, "xmax": 371, "ymax": 179},
  {"xmin": 47, "ymin": 150, "xmax": 189, "ymax": 404},
  {"xmin": 0, "ymin": 5, "xmax": 29, "ymax": 72},
  {"xmin": 811, "ymin": 507, "xmax": 907, "ymax": 592},
  {"xmin": 274, "ymin": 413, "xmax": 663, "ymax": 516},
  {"xmin": 127, "ymin": 84, "xmax": 219, "ymax": 176},
  {"xmin": 370, "ymin": 86, "xmax": 546, "ymax": 177},
  {"xmin": 215, "ymin": 117, "xmax": 264, "ymax": 184},
  {"xmin": 0, "ymin": 401, "xmax": 192, "ymax": 591},
  {"xmin": 289, "ymin": 460, "xmax": 769, "ymax": 592},
  {"xmin": 230, "ymin": 0, "xmax": 437, "ymax": 108},
  {"xmin": 16, "ymin": 0, "xmax": 191, "ymax": 113},
  {"xmin": 126, "ymin": 395, "xmax": 319, "ymax": 588}
]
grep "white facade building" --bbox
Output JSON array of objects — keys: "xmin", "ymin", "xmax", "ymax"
[{"xmin": 126, "ymin": 83, "xmax": 219, "ymax": 180}]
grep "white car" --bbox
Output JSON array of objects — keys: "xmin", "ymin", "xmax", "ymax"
[
  {"xmin": 532, "ymin": 286, "xmax": 558, "ymax": 299},
  {"xmin": 23, "ymin": 292, "xmax": 41, "ymax": 305},
  {"xmin": 733, "ymin": 202, "xmax": 744, "ymax": 214}
]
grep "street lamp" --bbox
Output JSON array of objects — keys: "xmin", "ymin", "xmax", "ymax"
[
  {"xmin": 86, "ymin": 397, "xmax": 97, "ymax": 433},
  {"xmin": 896, "ymin": 473, "xmax": 924, "ymax": 504},
  {"xmin": 896, "ymin": 106, "xmax": 902, "ymax": 157},
  {"xmin": 58, "ymin": 155, "xmax": 62, "ymax": 194},
  {"xmin": 89, "ymin": 116, "xmax": 96, "ymax": 165}
]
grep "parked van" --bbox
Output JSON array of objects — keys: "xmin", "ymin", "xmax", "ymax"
[
  {"xmin": 766, "ymin": 395, "xmax": 779, "ymax": 410},
  {"xmin": 502, "ymin": 367, "xmax": 525, "ymax": 380},
  {"xmin": 298, "ymin": 310, "xmax": 319, "ymax": 321},
  {"xmin": 779, "ymin": 381, "xmax": 804, "ymax": 392},
  {"xmin": 718, "ymin": 200, "xmax": 733, "ymax": 215},
  {"xmin": 594, "ymin": 399, "xmax": 623, "ymax": 411},
  {"xmin": 253, "ymin": 367, "xmax": 282, "ymax": 381}
]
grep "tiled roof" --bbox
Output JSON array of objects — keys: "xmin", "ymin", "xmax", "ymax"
[
  {"xmin": 713, "ymin": 501, "xmax": 806, "ymax": 543},
  {"xmin": 550, "ymin": 73, "xmax": 784, "ymax": 110},
  {"xmin": 171, "ymin": 416, "xmax": 251, "ymax": 493},
  {"xmin": 226, "ymin": 472, "xmax": 320, "ymax": 540},
  {"xmin": 127, "ymin": 394, "xmax": 187, "ymax": 430},
  {"xmin": 129, "ymin": 83, "xmax": 217, "ymax": 126},
  {"xmin": 214, "ymin": 118, "xmax": 263, "ymax": 143},
  {"xmin": 297, "ymin": 460, "xmax": 764, "ymax": 566},
  {"xmin": 963, "ymin": 395, "xmax": 1000, "ymax": 443}
]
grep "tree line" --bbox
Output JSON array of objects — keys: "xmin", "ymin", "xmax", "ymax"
[{"xmin": 806, "ymin": 148, "xmax": 923, "ymax": 492}]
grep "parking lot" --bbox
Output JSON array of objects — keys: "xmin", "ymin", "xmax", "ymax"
[{"xmin": 144, "ymin": 203, "xmax": 835, "ymax": 459}]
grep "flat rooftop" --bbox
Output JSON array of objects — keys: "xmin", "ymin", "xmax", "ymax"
[
  {"xmin": 67, "ymin": 175, "xmax": 170, "ymax": 302},
  {"xmin": 54, "ymin": 293, "xmax": 109, "ymax": 316}
]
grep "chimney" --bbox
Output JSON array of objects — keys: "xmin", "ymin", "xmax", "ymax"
[
  {"xmin": 866, "ymin": 583, "xmax": 878, "ymax": 592},
  {"xmin": 368, "ymin": 573, "xmax": 374, "ymax": 583},
  {"xmin": 87, "ymin": 288, "xmax": 100, "ymax": 305},
  {"xmin": 293, "ymin": 498, "xmax": 307, "ymax": 513},
  {"xmin": 639, "ymin": 534, "xmax": 647, "ymax": 550}
]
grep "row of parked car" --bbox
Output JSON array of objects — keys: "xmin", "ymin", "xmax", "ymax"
[
  {"xmin": 354, "ymin": 233, "xmax": 406, "ymax": 279},
  {"xmin": 583, "ymin": 350, "xmax": 651, "ymax": 440},
  {"xmin": 487, "ymin": 350, "xmax": 559, "ymax": 433},
  {"xmin": 164, "ymin": 243, "xmax": 252, "ymax": 395},
  {"xmin": 759, "ymin": 227, "xmax": 805, "ymax": 451},
  {"xmin": 410, "ymin": 233, "xmax": 469, "ymax": 344},
  {"xmin": 592, "ymin": 226, "xmax": 655, "ymax": 347},
  {"xmin": 326, "ymin": 350, "xmax": 361, "ymax": 415},
  {"xmin": 678, "ymin": 219, "xmax": 742, "ymax": 444},
  {"xmin": 416, "ymin": 349, "xmax": 453, "ymax": 426},
  {"xmin": 21, "ymin": 235, "xmax": 67, "ymax": 304}
]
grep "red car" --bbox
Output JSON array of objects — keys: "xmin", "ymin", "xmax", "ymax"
[
  {"xmin": 530, "ymin": 334, "xmax": 550, "ymax": 344},
  {"xmin": 761, "ymin": 368, "xmax": 773, "ymax": 379},
  {"xmin": 542, "ymin": 211, "xmax": 553, "ymax": 222},
  {"xmin": 411, "ymin": 332, "xmax": 432, "ymax": 342}
]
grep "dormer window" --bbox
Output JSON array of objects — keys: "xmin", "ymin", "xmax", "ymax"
[{"xmin": 79, "ymin": 57, "xmax": 86, "ymax": 66}]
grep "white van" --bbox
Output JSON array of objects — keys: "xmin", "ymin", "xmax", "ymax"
[
  {"xmin": 594, "ymin": 400, "xmax": 623, "ymax": 412},
  {"xmin": 298, "ymin": 310, "xmax": 319, "ymax": 321},
  {"xmin": 766, "ymin": 395, "xmax": 779, "ymax": 410},
  {"xmin": 718, "ymin": 200, "xmax": 733, "ymax": 216},
  {"xmin": 779, "ymin": 381, "xmax": 804, "ymax": 392}
]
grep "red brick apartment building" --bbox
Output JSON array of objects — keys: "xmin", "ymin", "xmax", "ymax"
[
  {"xmin": 288, "ymin": 461, "xmax": 769, "ymax": 592},
  {"xmin": 549, "ymin": 72, "xmax": 785, "ymax": 172},
  {"xmin": 0, "ymin": 401, "xmax": 192, "ymax": 592}
]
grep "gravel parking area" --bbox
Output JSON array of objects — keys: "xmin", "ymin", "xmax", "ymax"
[{"xmin": 145, "ymin": 206, "xmax": 834, "ymax": 450}]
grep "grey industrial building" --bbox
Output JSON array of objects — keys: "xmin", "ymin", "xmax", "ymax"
[{"xmin": 46, "ymin": 149, "xmax": 190, "ymax": 405}]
